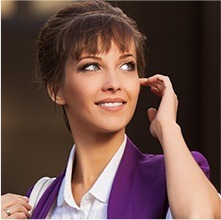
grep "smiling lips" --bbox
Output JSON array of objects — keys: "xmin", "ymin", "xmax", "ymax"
[{"xmin": 95, "ymin": 99, "xmax": 126, "ymax": 112}]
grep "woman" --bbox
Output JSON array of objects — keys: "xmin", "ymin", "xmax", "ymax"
[{"xmin": 1, "ymin": 0, "xmax": 220, "ymax": 219}]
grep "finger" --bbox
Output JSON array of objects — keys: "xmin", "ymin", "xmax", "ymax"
[
  {"xmin": 146, "ymin": 74, "xmax": 173, "ymax": 88},
  {"xmin": 140, "ymin": 79, "xmax": 165, "ymax": 97},
  {"xmin": 150, "ymin": 86, "xmax": 162, "ymax": 97},
  {"xmin": 11, "ymin": 203, "xmax": 31, "ymax": 214},
  {"xmin": 146, "ymin": 74, "xmax": 168, "ymax": 82},
  {"xmin": 139, "ymin": 77, "xmax": 163, "ymax": 85},
  {"xmin": 1, "ymin": 210, "xmax": 8, "ymax": 219},
  {"xmin": 1, "ymin": 208, "xmax": 13, "ymax": 219},
  {"xmin": 2, "ymin": 212, "xmax": 29, "ymax": 219},
  {"xmin": 2, "ymin": 194, "xmax": 29, "ymax": 200},
  {"xmin": 1, "ymin": 204, "xmax": 31, "ymax": 219},
  {"xmin": 8, "ymin": 204, "xmax": 31, "ymax": 218},
  {"xmin": 2, "ymin": 194, "xmax": 31, "ymax": 209},
  {"xmin": 147, "ymin": 108, "xmax": 157, "ymax": 122},
  {"xmin": 2, "ymin": 199, "xmax": 31, "ymax": 212},
  {"xmin": 8, "ymin": 212, "xmax": 29, "ymax": 219},
  {"xmin": 139, "ymin": 78, "xmax": 148, "ymax": 85},
  {"xmin": 139, "ymin": 75, "xmax": 163, "ymax": 85},
  {"xmin": 145, "ymin": 75, "xmax": 177, "ymax": 99},
  {"xmin": 2, "ymin": 194, "xmax": 29, "ymax": 206},
  {"xmin": 140, "ymin": 77, "xmax": 166, "ymax": 91}
]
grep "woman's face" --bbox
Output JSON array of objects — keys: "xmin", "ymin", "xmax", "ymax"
[{"xmin": 57, "ymin": 41, "xmax": 140, "ymax": 135}]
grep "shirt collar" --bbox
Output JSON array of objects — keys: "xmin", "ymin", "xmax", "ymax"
[
  {"xmin": 89, "ymin": 135, "xmax": 127, "ymax": 203},
  {"xmin": 57, "ymin": 134, "xmax": 127, "ymax": 207},
  {"xmin": 57, "ymin": 145, "xmax": 77, "ymax": 207}
]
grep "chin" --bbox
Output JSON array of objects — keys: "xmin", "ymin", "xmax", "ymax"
[{"xmin": 95, "ymin": 120, "xmax": 129, "ymax": 134}]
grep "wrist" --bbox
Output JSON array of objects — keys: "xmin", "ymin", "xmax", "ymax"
[{"xmin": 157, "ymin": 121, "xmax": 181, "ymax": 144}]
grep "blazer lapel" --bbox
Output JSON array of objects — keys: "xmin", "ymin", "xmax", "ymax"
[
  {"xmin": 107, "ymin": 137, "xmax": 143, "ymax": 219},
  {"xmin": 31, "ymin": 171, "xmax": 65, "ymax": 219}
]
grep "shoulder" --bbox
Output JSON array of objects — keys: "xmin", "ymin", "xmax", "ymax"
[
  {"xmin": 26, "ymin": 171, "xmax": 65, "ymax": 197},
  {"xmin": 139, "ymin": 150, "xmax": 209, "ymax": 164},
  {"xmin": 191, "ymin": 151, "xmax": 209, "ymax": 166},
  {"xmin": 137, "ymin": 150, "xmax": 210, "ymax": 177},
  {"xmin": 139, "ymin": 153, "xmax": 165, "ymax": 168},
  {"xmin": 125, "ymin": 138, "xmax": 166, "ymax": 176},
  {"xmin": 135, "ymin": 153, "xmax": 166, "ymax": 182},
  {"xmin": 191, "ymin": 151, "xmax": 210, "ymax": 178}
]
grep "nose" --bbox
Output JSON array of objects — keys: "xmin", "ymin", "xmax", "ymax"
[{"xmin": 102, "ymin": 71, "xmax": 121, "ymax": 92}]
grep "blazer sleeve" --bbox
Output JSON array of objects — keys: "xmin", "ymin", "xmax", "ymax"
[{"xmin": 191, "ymin": 151, "xmax": 210, "ymax": 179}]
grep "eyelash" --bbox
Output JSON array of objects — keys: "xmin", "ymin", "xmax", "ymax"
[
  {"xmin": 78, "ymin": 62, "xmax": 100, "ymax": 72},
  {"xmin": 78, "ymin": 61, "xmax": 136, "ymax": 72},
  {"xmin": 122, "ymin": 62, "xmax": 136, "ymax": 71}
]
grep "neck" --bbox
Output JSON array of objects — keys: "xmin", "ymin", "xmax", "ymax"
[
  {"xmin": 70, "ymin": 130, "xmax": 125, "ymax": 205},
  {"xmin": 72, "ymin": 129, "xmax": 125, "ymax": 184}
]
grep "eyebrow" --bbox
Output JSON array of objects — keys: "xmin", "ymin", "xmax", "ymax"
[
  {"xmin": 119, "ymin": 54, "xmax": 136, "ymax": 59},
  {"xmin": 78, "ymin": 56, "xmax": 102, "ymax": 63},
  {"xmin": 78, "ymin": 53, "xmax": 136, "ymax": 63}
]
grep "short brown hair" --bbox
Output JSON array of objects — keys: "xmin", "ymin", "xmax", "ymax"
[{"xmin": 37, "ymin": 0, "xmax": 146, "ymax": 100}]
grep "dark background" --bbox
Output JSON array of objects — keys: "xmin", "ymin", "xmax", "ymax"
[{"xmin": 2, "ymin": 1, "xmax": 220, "ymax": 195}]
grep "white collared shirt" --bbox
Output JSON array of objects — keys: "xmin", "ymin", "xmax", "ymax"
[{"xmin": 49, "ymin": 135, "xmax": 127, "ymax": 219}]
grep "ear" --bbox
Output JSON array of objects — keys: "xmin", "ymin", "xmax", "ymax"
[{"xmin": 47, "ymin": 84, "xmax": 66, "ymax": 105}]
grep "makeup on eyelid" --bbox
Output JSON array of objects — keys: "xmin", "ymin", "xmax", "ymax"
[{"xmin": 77, "ymin": 61, "xmax": 137, "ymax": 72}]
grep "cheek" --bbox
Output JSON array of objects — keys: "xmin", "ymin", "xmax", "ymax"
[
  {"xmin": 126, "ymin": 78, "xmax": 140, "ymax": 101},
  {"xmin": 64, "ymin": 81, "xmax": 78, "ymax": 96},
  {"xmin": 63, "ymin": 78, "xmax": 98, "ymax": 108},
  {"xmin": 62, "ymin": 80, "xmax": 84, "ymax": 105}
]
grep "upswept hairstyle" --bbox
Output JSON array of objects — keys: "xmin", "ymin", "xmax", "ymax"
[{"xmin": 36, "ymin": 0, "xmax": 147, "ymax": 100}]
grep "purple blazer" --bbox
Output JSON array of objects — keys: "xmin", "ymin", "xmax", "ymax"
[{"xmin": 28, "ymin": 137, "xmax": 210, "ymax": 219}]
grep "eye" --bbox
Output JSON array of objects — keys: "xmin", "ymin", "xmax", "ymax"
[
  {"xmin": 120, "ymin": 62, "xmax": 136, "ymax": 72},
  {"xmin": 79, "ymin": 62, "xmax": 100, "ymax": 72}
]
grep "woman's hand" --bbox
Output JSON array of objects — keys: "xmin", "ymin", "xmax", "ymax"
[
  {"xmin": 1, "ymin": 193, "xmax": 32, "ymax": 219},
  {"xmin": 140, "ymin": 74, "xmax": 179, "ymax": 140}
]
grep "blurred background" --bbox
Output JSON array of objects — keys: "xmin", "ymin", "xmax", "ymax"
[{"xmin": 2, "ymin": 1, "xmax": 220, "ymax": 195}]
